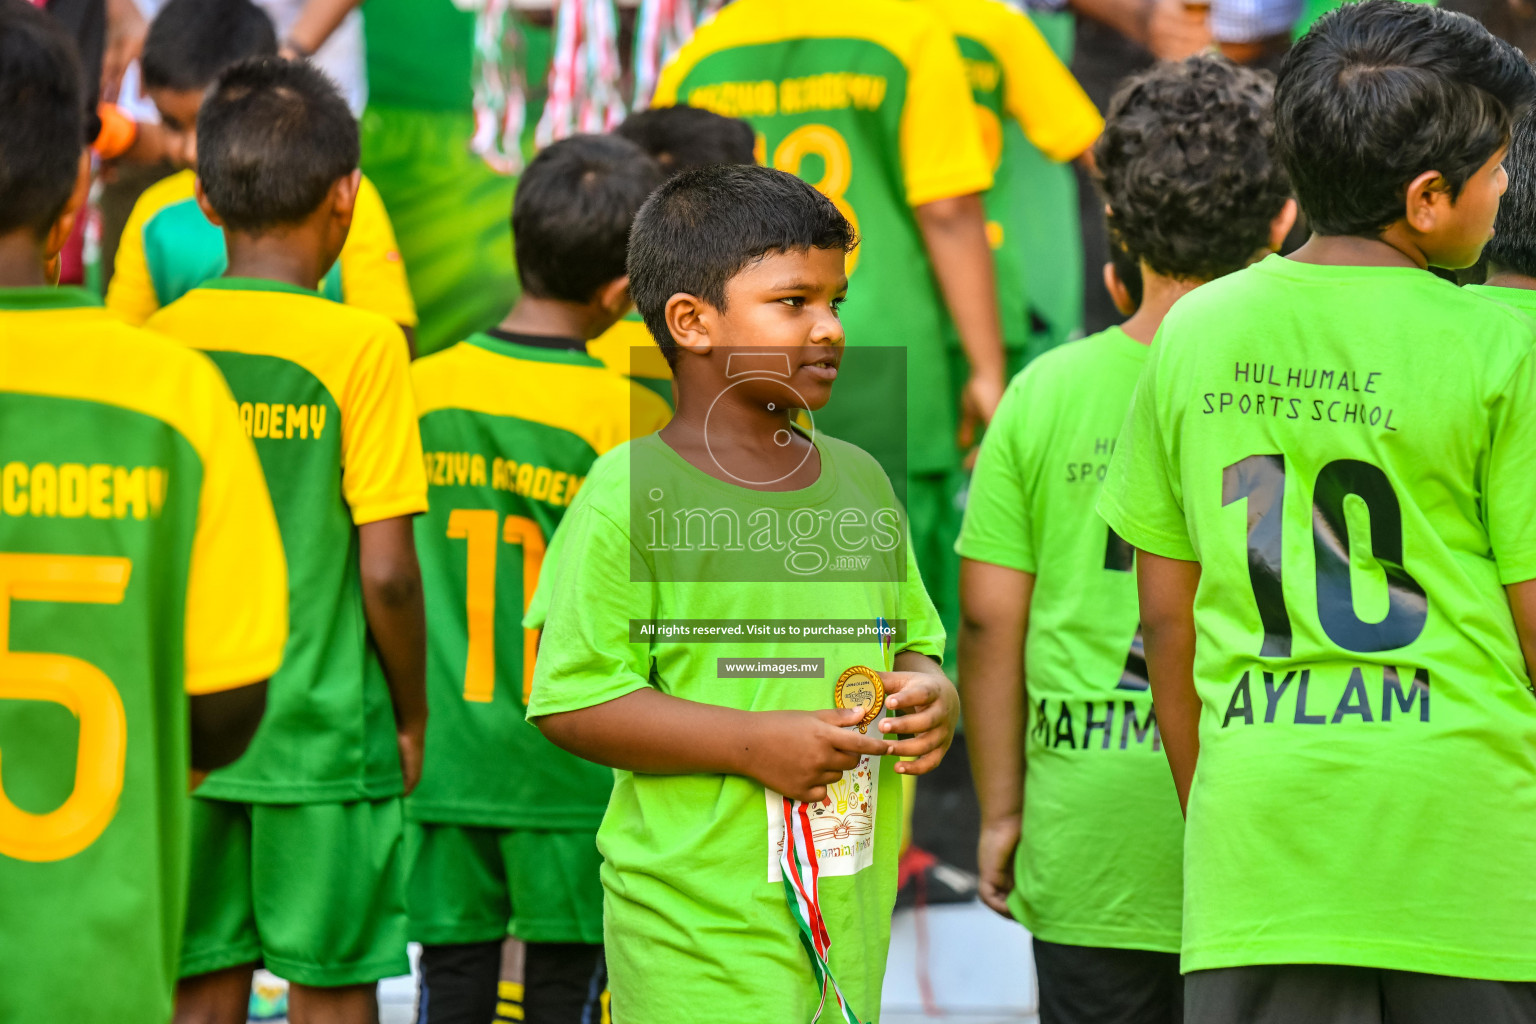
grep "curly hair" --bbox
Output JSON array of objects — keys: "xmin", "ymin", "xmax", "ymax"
[{"xmin": 1093, "ymin": 55, "xmax": 1291, "ymax": 283}]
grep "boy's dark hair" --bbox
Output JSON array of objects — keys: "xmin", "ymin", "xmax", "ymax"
[
  {"xmin": 617, "ymin": 106, "xmax": 756, "ymax": 177},
  {"xmin": 0, "ymin": 0, "xmax": 83, "ymax": 237},
  {"xmin": 513, "ymin": 134, "xmax": 664, "ymax": 303},
  {"xmin": 1484, "ymin": 100, "xmax": 1536, "ymax": 277},
  {"xmin": 628, "ymin": 165, "xmax": 856, "ymax": 365},
  {"xmin": 142, "ymin": 0, "xmax": 277, "ymax": 92},
  {"xmin": 197, "ymin": 57, "xmax": 358, "ymax": 233},
  {"xmin": 1094, "ymin": 55, "xmax": 1291, "ymax": 283},
  {"xmin": 1277, "ymin": 0, "xmax": 1534, "ymax": 238}
]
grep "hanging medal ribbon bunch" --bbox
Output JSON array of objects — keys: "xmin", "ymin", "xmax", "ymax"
[
  {"xmin": 461, "ymin": 0, "xmax": 530, "ymax": 174},
  {"xmin": 536, "ymin": 0, "xmax": 627, "ymax": 147},
  {"xmin": 631, "ymin": 0, "xmax": 725, "ymax": 110}
]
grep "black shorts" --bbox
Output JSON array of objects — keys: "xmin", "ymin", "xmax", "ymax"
[
  {"xmin": 1032, "ymin": 937, "xmax": 1183, "ymax": 1024},
  {"xmin": 1185, "ymin": 963, "xmax": 1536, "ymax": 1024},
  {"xmin": 418, "ymin": 940, "xmax": 606, "ymax": 1024}
]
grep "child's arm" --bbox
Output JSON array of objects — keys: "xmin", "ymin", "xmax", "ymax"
[
  {"xmin": 188, "ymin": 682, "xmax": 268, "ymax": 790},
  {"xmin": 358, "ymin": 516, "xmax": 428, "ymax": 794},
  {"xmin": 1509, "ymin": 579, "xmax": 1536, "ymax": 686},
  {"xmin": 914, "ymin": 194, "xmax": 1007, "ymax": 447},
  {"xmin": 535, "ymin": 692, "xmax": 891, "ymax": 803},
  {"xmin": 880, "ymin": 650, "xmax": 960, "ymax": 774},
  {"xmin": 1136, "ymin": 551, "xmax": 1202, "ymax": 814},
  {"xmin": 958, "ymin": 558, "xmax": 1033, "ymax": 917}
]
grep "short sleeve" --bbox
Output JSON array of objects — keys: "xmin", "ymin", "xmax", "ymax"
[
  {"xmin": 998, "ymin": 13, "xmax": 1102, "ymax": 163},
  {"xmin": 340, "ymin": 326, "xmax": 429, "ymax": 524},
  {"xmin": 900, "ymin": 18, "xmax": 994, "ymax": 207},
  {"xmin": 1487, "ymin": 344, "xmax": 1536, "ymax": 584},
  {"xmin": 956, "ymin": 374, "xmax": 1037, "ymax": 572},
  {"xmin": 184, "ymin": 364, "xmax": 289, "ymax": 695},
  {"xmin": 338, "ymin": 176, "xmax": 419, "ymax": 328},
  {"xmin": 106, "ymin": 194, "xmax": 162, "ymax": 326},
  {"xmin": 1097, "ymin": 337, "xmax": 1197, "ymax": 561},
  {"xmin": 899, "ymin": 521, "xmax": 947, "ymax": 663},
  {"xmin": 527, "ymin": 500, "xmax": 657, "ymax": 716}
]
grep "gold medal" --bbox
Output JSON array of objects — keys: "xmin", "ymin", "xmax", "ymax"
[{"xmin": 834, "ymin": 665, "xmax": 885, "ymax": 733}]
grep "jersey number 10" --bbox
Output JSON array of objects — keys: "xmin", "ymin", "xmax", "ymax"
[{"xmin": 447, "ymin": 510, "xmax": 545, "ymax": 705}]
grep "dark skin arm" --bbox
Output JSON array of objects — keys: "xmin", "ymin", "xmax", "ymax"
[
  {"xmin": 535, "ymin": 651, "xmax": 958, "ymax": 802},
  {"xmin": 958, "ymin": 558, "xmax": 1033, "ymax": 917},
  {"xmin": 1510, "ymin": 579, "xmax": 1536, "ymax": 692},
  {"xmin": 1136, "ymin": 551, "xmax": 1202, "ymax": 814},
  {"xmin": 913, "ymin": 194, "xmax": 1007, "ymax": 449},
  {"xmin": 187, "ymin": 680, "xmax": 268, "ymax": 790},
  {"xmin": 398, "ymin": 324, "xmax": 417, "ymax": 360},
  {"xmin": 358, "ymin": 516, "xmax": 428, "ymax": 794}
]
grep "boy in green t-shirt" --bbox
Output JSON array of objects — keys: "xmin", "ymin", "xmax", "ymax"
[
  {"xmin": 528, "ymin": 164, "xmax": 960, "ymax": 1023},
  {"xmin": 960, "ymin": 55, "xmax": 1294, "ymax": 1024},
  {"xmin": 1099, "ymin": 3, "xmax": 1536, "ymax": 1019}
]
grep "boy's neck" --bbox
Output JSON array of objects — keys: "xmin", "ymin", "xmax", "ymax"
[
  {"xmin": 1482, "ymin": 268, "xmax": 1536, "ymax": 292},
  {"xmin": 224, "ymin": 232, "xmax": 332, "ymax": 291},
  {"xmin": 1119, "ymin": 267, "xmax": 1202, "ymax": 346},
  {"xmin": 0, "ymin": 232, "xmax": 50, "ymax": 288},
  {"xmin": 1286, "ymin": 232, "xmax": 1424, "ymax": 270},
  {"xmin": 498, "ymin": 295, "xmax": 615, "ymax": 342}
]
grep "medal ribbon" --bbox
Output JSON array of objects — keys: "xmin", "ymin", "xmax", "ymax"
[{"xmin": 779, "ymin": 796, "xmax": 867, "ymax": 1024}]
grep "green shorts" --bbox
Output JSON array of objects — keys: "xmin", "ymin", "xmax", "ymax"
[
  {"xmin": 180, "ymin": 797, "xmax": 410, "ymax": 987},
  {"xmin": 405, "ymin": 822, "xmax": 604, "ymax": 946}
]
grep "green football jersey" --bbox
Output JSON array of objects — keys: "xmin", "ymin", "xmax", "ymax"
[
  {"xmin": 408, "ymin": 333, "xmax": 671, "ymax": 827},
  {"xmin": 958, "ymin": 327, "xmax": 1183, "ymax": 952},
  {"xmin": 0, "ymin": 288, "xmax": 287, "ymax": 1024},
  {"xmin": 148, "ymin": 279, "xmax": 428, "ymax": 803},
  {"xmin": 1099, "ymin": 255, "xmax": 1536, "ymax": 977},
  {"xmin": 655, "ymin": 0, "xmax": 993, "ymax": 475},
  {"xmin": 528, "ymin": 432, "xmax": 945, "ymax": 1022}
]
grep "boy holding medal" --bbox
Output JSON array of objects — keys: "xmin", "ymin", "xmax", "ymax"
[{"xmin": 528, "ymin": 164, "xmax": 958, "ymax": 1023}]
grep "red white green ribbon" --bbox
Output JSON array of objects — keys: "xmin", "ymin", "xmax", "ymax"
[{"xmin": 780, "ymin": 796, "xmax": 867, "ymax": 1024}]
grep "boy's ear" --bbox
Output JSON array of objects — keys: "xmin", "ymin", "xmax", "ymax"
[
  {"xmin": 1403, "ymin": 169, "xmax": 1451, "ymax": 235},
  {"xmin": 597, "ymin": 276, "xmax": 633, "ymax": 318},
  {"xmin": 1103, "ymin": 261, "xmax": 1137, "ymax": 317},
  {"xmin": 43, "ymin": 150, "xmax": 93, "ymax": 267},
  {"xmin": 1268, "ymin": 198, "xmax": 1299, "ymax": 253},
  {"xmin": 665, "ymin": 292, "xmax": 713, "ymax": 356},
  {"xmin": 329, "ymin": 169, "xmax": 361, "ymax": 231},
  {"xmin": 193, "ymin": 176, "xmax": 226, "ymax": 228}
]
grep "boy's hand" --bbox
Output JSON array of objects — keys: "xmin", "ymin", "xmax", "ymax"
[
  {"xmin": 877, "ymin": 670, "xmax": 960, "ymax": 774},
  {"xmin": 397, "ymin": 723, "xmax": 425, "ymax": 795},
  {"xmin": 977, "ymin": 813, "xmax": 1021, "ymax": 917},
  {"xmin": 749, "ymin": 708, "xmax": 891, "ymax": 802},
  {"xmin": 958, "ymin": 371, "xmax": 1006, "ymax": 451}
]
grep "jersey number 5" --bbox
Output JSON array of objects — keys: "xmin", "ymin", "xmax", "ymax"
[
  {"xmin": 447, "ymin": 509, "xmax": 545, "ymax": 705},
  {"xmin": 0, "ymin": 553, "xmax": 132, "ymax": 862},
  {"xmin": 1222, "ymin": 454, "xmax": 1428, "ymax": 658}
]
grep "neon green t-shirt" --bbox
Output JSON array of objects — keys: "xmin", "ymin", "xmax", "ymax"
[
  {"xmin": 149, "ymin": 279, "xmax": 429, "ymax": 803},
  {"xmin": 654, "ymin": 0, "xmax": 993, "ymax": 474},
  {"xmin": 958, "ymin": 327, "xmax": 1182, "ymax": 952},
  {"xmin": 0, "ymin": 288, "xmax": 288, "ymax": 1024},
  {"xmin": 407, "ymin": 334, "xmax": 670, "ymax": 828},
  {"xmin": 527, "ymin": 432, "xmax": 944, "ymax": 1022},
  {"xmin": 1098, "ymin": 254, "xmax": 1536, "ymax": 977}
]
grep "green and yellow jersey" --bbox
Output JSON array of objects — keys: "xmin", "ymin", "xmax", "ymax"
[
  {"xmin": 921, "ymin": 0, "xmax": 1101, "ymax": 357},
  {"xmin": 108, "ymin": 170, "xmax": 417, "ymax": 329},
  {"xmin": 655, "ymin": 0, "xmax": 992, "ymax": 474},
  {"xmin": 958, "ymin": 327, "xmax": 1182, "ymax": 951},
  {"xmin": 148, "ymin": 278, "xmax": 428, "ymax": 803},
  {"xmin": 588, "ymin": 312, "xmax": 675, "ymax": 408},
  {"xmin": 408, "ymin": 332, "xmax": 671, "ymax": 827},
  {"xmin": 1100, "ymin": 256, "xmax": 1536, "ymax": 977},
  {"xmin": 0, "ymin": 287, "xmax": 287, "ymax": 1024}
]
